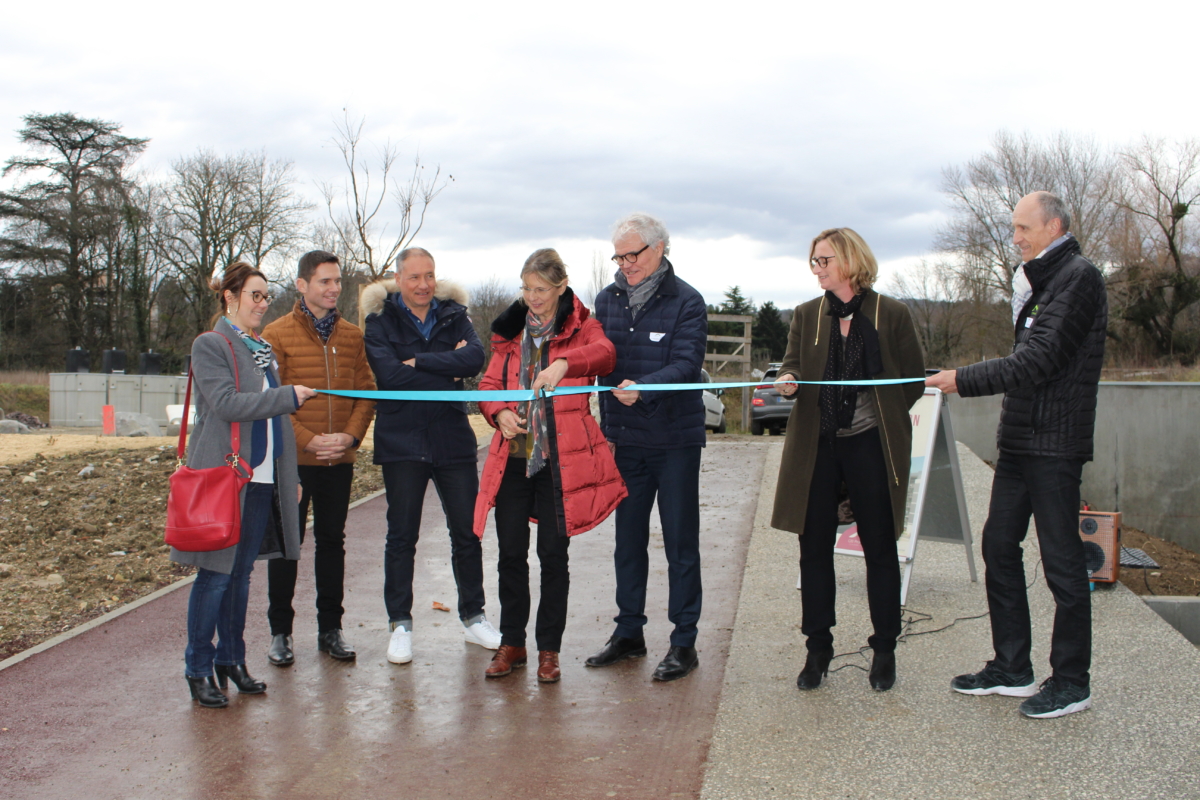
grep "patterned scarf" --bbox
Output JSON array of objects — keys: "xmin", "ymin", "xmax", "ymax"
[
  {"xmin": 519, "ymin": 306, "xmax": 557, "ymax": 478},
  {"xmin": 228, "ymin": 321, "xmax": 274, "ymax": 372},
  {"xmin": 300, "ymin": 298, "xmax": 339, "ymax": 342},
  {"xmin": 614, "ymin": 261, "xmax": 669, "ymax": 321},
  {"xmin": 818, "ymin": 292, "xmax": 882, "ymax": 438}
]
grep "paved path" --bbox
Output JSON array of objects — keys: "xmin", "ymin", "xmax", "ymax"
[
  {"xmin": 0, "ymin": 438, "xmax": 767, "ymax": 800},
  {"xmin": 702, "ymin": 442, "xmax": 1200, "ymax": 800}
]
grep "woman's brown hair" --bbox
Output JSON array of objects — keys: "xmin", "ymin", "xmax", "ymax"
[{"xmin": 210, "ymin": 261, "xmax": 267, "ymax": 325}]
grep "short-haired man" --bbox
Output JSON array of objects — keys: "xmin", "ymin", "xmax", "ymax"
[
  {"xmin": 262, "ymin": 250, "xmax": 376, "ymax": 664},
  {"xmin": 362, "ymin": 247, "xmax": 500, "ymax": 664},
  {"xmin": 586, "ymin": 213, "xmax": 709, "ymax": 682},
  {"xmin": 927, "ymin": 191, "xmax": 1107, "ymax": 718}
]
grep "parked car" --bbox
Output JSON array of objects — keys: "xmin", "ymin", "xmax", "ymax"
[
  {"xmin": 700, "ymin": 368, "xmax": 727, "ymax": 433},
  {"xmin": 751, "ymin": 363, "xmax": 793, "ymax": 436}
]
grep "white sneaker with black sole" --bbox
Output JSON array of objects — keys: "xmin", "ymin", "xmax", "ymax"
[{"xmin": 463, "ymin": 616, "xmax": 502, "ymax": 649}]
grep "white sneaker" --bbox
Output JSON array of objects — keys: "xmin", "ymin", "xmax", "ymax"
[
  {"xmin": 387, "ymin": 624, "xmax": 413, "ymax": 664},
  {"xmin": 463, "ymin": 616, "xmax": 502, "ymax": 649}
]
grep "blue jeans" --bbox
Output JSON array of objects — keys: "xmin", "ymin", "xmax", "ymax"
[
  {"xmin": 612, "ymin": 445, "xmax": 703, "ymax": 647},
  {"xmin": 185, "ymin": 482, "xmax": 275, "ymax": 677}
]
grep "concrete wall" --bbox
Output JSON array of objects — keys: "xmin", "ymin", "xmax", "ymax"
[
  {"xmin": 948, "ymin": 384, "xmax": 1200, "ymax": 553},
  {"xmin": 49, "ymin": 373, "xmax": 189, "ymax": 429},
  {"xmin": 1143, "ymin": 597, "xmax": 1200, "ymax": 647}
]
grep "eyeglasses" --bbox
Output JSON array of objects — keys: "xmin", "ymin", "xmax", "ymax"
[
  {"xmin": 810, "ymin": 256, "xmax": 837, "ymax": 270},
  {"xmin": 611, "ymin": 244, "xmax": 650, "ymax": 264},
  {"xmin": 521, "ymin": 285, "xmax": 555, "ymax": 297},
  {"xmin": 242, "ymin": 290, "xmax": 274, "ymax": 304}
]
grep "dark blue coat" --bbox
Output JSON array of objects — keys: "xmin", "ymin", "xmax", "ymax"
[
  {"xmin": 595, "ymin": 259, "xmax": 708, "ymax": 449},
  {"xmin": 363, "ymin": 287, "xmax": 485, "ymax": 465}
]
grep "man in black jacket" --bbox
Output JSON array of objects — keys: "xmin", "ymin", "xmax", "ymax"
[
  {"xmin": 363, "ymin": 248, "xmax": 500, "ymax": 665},
  {"xmin": 927, "ymin": 191, "xmax": 1107, "ymax": 719}
]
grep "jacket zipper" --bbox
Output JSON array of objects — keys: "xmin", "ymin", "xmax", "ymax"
[{"xmin": 322, "ymin": 340, "xmax": 334, "ymax": 462}]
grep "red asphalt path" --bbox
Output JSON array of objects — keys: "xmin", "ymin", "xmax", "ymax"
[{"xmin": 0, "ymin": 439, "xmax": 767, "ymax": 800}]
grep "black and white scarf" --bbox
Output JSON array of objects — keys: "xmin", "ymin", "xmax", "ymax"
[
  {"xmin": 229, "ymin": 322, "xmax": 274, "ymax": 373},
  {"xmin": 519, "ymin": 307, "xmax": 557, "ymax": 477},
  {"xmin": 819, "ymin": 291, "xmax": 882, "ymax": 438},
  {"xmin": 300, "ymin": 298, "xmax": 339, "ymax": 342}
]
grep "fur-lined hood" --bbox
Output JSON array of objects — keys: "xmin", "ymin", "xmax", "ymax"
[{"xmin": 360, "ymin": 277, "xmax": 470, "ymax": 318}]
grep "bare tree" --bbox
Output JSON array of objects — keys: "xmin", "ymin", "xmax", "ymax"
[
  {"xmin": 470, "ymin": 275, "xmax": 516, "ymax": 358},
  {"xmin": 320, "ymin": 113, "xmax": 452, "ymax": 281},
  {"xmin": 579, "ymin": 250, "xmax": 612, "ymax": 309},
  {"xmin": 156, "ymin": 150, "xmax": 310, "ymax": 335},
  {"xmin": 936, "ymin": 130, "xmax": 1119, "ymax": 300},
  {"xmin": 1109, "ymin": 137, "xmax": 1200, "ymax": 360}
]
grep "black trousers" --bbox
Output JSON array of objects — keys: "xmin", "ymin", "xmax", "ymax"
[
  {"xmin": 381, "ymin": 460, "xmax": 484, "ymax": 625},
  {"xmin": 493, "ymin": 457, "xmax": 571, "ymax": 652},
  {"xmin": 799, "ymin": 428, "xmax": 901, "ymax": 654},
  {"xmin": 982, "ymin": 453, "xmax": 1090, "ymax": 686},
  {"xmin": 267, "ymin": 463, "xmax": 354, "ymax": 636}
]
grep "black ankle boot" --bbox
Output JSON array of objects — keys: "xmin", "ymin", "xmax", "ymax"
[
  {"xmin": 187, "ymin": 675, "xmax": 229, "ymax": 708},
  {"xmin": 869, "ymin": 651, "xmax": 896, "ymax": 691},
  {"xmin": 214, "ymin": 663, "xmax": 267, "ymax": 694},
  {"xmin": 796, "ymin": 648, "xmax": 833, "ymax": 691}
]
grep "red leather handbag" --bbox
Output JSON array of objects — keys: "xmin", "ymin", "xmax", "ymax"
[{"xmin": 164, "ymin": 333, "xmax": 253, "ymax": 552}]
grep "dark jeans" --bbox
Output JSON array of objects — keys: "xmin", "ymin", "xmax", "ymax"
[
  {"xmin": 494, "ymin": 457, "xmax": 571, "ymax": 651},
  {"xmin": 381, "ymin": 460, "xmax": 485, "ymax": 625},
  {"xmin": 267, "ymin": 463, "xmax": 354, "ymax": 636},
  {"xmin": 612, "ymin": 445, "xmax": 703, "ymax": 648},
  {"xmin": 983, "ymin": 453, "xmax": 1090, "ymax": 686},
  {"xmin": 799, "ymin": 428, "xmax": 901, "ymax": 654},
  {"xmin": 185, "ymin": 482, "xmax": 274, "ymax": 677}
]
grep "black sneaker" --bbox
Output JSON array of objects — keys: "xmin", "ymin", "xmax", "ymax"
[
  {"xmin": 1019, "ymin": 677, "xmax": 1092, "ymax": 719},
  {"xmin": 951, "ymin": 661, "xmax": 1038, "ymax": 697}
]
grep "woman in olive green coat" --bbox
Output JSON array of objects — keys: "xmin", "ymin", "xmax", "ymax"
[{"xmin": 771, "ymin": 228, "xmax": 924, "ymax": 693}]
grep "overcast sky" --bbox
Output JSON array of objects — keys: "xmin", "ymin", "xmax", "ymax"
[{"xmin": 3, "ymin": 1, "xmax": 1198, "ymax": 308}]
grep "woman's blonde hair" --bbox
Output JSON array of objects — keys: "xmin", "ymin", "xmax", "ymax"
[
  {"xmin": 810, "ymin": 228, "xmax": 878, "ymax": 293},
  {"xmin": 521, "ymin": 248, "xmax": 568, "ymax": 288}
]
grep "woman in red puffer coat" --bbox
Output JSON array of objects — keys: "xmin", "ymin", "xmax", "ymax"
[{"xmin": 474, "ymin": 248, "xmax": 627, "ymax": 684}]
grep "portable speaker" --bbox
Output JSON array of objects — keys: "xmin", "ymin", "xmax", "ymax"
[{"xmin": 1079, "ymin": 511, "xmax": 1121, "ymax": 583}]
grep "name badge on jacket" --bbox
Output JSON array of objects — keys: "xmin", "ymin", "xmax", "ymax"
[{"xmin": 649, "ymin": 332, "xmax": 666, "ymax": 342}]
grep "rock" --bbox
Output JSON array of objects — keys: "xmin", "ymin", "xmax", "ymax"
[
  {"xmin": 77, "ymin": 523, "xmax": 99, "ymax": 535},
  {"xmin": 0, "ymin": 563, "xmax": 14, "ymax": 578},
  {"xmin": 30, "ymin": 573, "xmax": 64, "ymax": 590},
  {"xmin": 0, "ymin": 467, "xmax": 12, "ymax": 477},
  {"xmin": 0, "ymin": 419, "xmax": 30, "ymax": 434},
  {"xmin": 114, "ymin": 412, "xmax": 162, "ymax": 438},
  {"xmin": 78, "ymin": 464, "xmax": 96, "ymax": 478},
  {"xmin": 22, "ymin": 475, "xmax": 37, "ymax": 484}
]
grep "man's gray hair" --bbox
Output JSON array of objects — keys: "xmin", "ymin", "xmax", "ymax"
[
  {"xmin": 1034, "ymin": 191, "xmax": 1072, "ymax": 233},
  {"xmin": 612, "ymin": 212, "xmax": 670, "ymax": 256},
  {"xmin": 396, "ymin": 247, "xmax": 435, "ymax": 271}
]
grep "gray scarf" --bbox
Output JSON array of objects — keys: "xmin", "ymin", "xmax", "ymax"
[{"xmin": 614, "ymin": 260, "xmax": 669, "ymax": 321}]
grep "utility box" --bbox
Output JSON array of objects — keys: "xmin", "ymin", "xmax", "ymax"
[
  {"xmin": 102, "ymin": 349, "xmax": 127, "ymax": 374},
  {"xmin": 65, "ymin": 348, "xmax": 90, "ymax": 373},
  {"xmin": 50, "ymin": 373, "xmax": 108, "ymax": 427},
  {"xmin": 139, "ymin": 352, "xmax": 163, "ymax": 376}
]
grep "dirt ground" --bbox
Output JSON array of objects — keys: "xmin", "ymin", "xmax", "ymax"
[{"xmin": 1118, "ymin": 526, "xmax": 1200, "ymax": 596}]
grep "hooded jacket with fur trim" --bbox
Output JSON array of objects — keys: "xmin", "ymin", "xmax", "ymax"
[
  {"xmin": 474, "ymin": 288, "xmax": 626, "ymax": 537},
  {"xmin": 362, "ymin": 278, "xmax": 485, "ymax": 465}
]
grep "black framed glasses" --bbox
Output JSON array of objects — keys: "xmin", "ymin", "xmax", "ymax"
[
  {"xmin": 242, "ymin": 290, "xmax": 274, "ymax": 304},
  {"xmin": 611, "ymin": 244, "xmax": 650, "ymax": 264},
  {"xmin": 810, "ymin": 256, "xmax": 836, "ymax": 269}
]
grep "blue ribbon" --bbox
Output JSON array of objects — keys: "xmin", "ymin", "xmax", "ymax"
[{"xmin": 318, "ymin": 377, "xmax": 925, "ymax": 403}]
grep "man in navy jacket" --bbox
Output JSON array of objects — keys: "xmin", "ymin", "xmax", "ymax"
[
  {"xmin": 362, "ymin": 248, "xmax": 500, "ymax": 664},
  {"xmin": 586, "ymin": 213, "xmax": 709, "ymax": 682}
]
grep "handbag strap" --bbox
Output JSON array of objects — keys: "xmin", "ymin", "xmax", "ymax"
[{"xmin": 178, "ymin": 331, "xmax": 244, "ymax": 469}]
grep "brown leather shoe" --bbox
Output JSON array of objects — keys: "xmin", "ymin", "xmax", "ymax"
[
  {"xmin": 536, "ymin": 650, "xmax": 561, "ymax": 683},
  {"xmin": 485, "ymin": 645, "xmax": 527, "ymax": 678}
]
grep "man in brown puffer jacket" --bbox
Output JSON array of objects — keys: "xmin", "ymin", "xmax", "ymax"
[{"xmin": 261, "ymin": 250, "xmax": 376, "ymax": 665}]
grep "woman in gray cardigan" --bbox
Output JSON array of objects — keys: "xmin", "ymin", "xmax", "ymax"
[{"xmin": 172, "ymin": 262, "xmax": 316, "ymax": 708}]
